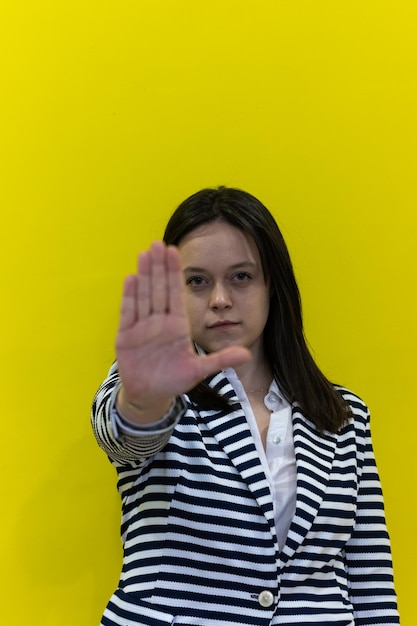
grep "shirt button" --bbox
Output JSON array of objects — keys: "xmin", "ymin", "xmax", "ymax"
[
  {"xmin": 258, "ymin": 590, "xmax": 274, "ymax": 608},
  {"xmin": 272, "ymin": 435, "xmax": 281, "ymax": 445},
  {"xmin": 267, "ymin": 393, "xmax": 278, "ymax": 403}
]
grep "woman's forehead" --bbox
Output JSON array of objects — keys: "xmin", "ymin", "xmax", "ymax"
[{"xmin": 178, "ymin": 221, "xmax": 261, "ymax": 269}]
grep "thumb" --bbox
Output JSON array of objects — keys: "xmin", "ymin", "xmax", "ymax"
[{"xmin": 197, "ymin": 346, "xmax": 251, "ymax": 379}]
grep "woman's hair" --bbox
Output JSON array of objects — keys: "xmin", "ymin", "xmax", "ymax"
[{"xmin": 164, "ymin": 186, "xmax": 350, "ymax": 433}]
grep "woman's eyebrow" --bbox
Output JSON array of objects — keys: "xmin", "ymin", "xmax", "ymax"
[{"xmin": 183, "ymin": 261, "xmax": 257, "ymax": 273}]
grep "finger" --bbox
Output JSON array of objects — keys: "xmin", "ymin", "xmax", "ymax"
[
  {"xmin": 166, "ymin": 245, "xmax": 186, "ymax": 314},
  {"xmin": 137, "ymin": 250, "xmax": 151, "ymax": 319},
  {"xmin": 150, "ymin": 241, "xmax": 168, "ymax": 314},
  {"xmin": 197, "ymin": 346, "xmax": 252, "ymax": 379},
  {"xmin": 119, "ymin": 275, "xmax": 138, "ymax": 331}
]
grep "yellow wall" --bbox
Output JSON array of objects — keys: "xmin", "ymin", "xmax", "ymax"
[{"xmin": 1, "ymin": 1, "xmax": 414, "ymax": 623}]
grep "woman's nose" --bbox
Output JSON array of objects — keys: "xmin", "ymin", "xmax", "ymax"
[{"xmin": 209, "ymin": 282, "xmax": 232, "ymax": 309}]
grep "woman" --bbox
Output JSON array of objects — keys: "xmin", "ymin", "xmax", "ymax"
[{"xmin": 91, "ymin": 186, "xmax": 400, "ymax": 625}]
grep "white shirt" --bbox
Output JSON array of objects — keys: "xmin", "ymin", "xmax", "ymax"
[{"xmin": 224, "ymin": 368, "xmax": 297, "ymax": 551}]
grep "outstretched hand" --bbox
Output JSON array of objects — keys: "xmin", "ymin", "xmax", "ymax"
[{"xmin": 115, "ymin": 242, "xmax": 250, "ymax": 420}]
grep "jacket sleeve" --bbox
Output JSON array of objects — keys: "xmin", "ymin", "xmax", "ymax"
[
  {"xmin": 91, "ymin": 362, "xmax": 180, "ymax": 466},
  {"xmin": 345, "ymin": 409, "xmax": 400, "ymax": 625}
]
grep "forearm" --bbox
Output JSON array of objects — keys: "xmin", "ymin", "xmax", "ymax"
[
  {"xmin": 345, "ymin": 423, "xmax": 400, "ymax": 624},
  {"xmin": 91, "ymin": 362, "xmax": 185, "ymax": 464}
]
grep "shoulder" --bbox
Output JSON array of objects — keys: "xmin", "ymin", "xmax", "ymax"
[
  {"xmin": 333, "ymin": 385, "xmax": 370, "ymax": 430},
  {"xmin": 334, "ymin": 385, "xmax": 368, "ymax": 410}
]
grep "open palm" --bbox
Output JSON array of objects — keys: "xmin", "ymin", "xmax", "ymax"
[{"xmin": 116, "ymin": 242, "xmax": 250, "ymax": 413}]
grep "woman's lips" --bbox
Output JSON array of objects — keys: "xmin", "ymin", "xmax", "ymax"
[{"xmin": 208, "ymin": 321, "xmax": 240, "ymax": 330}]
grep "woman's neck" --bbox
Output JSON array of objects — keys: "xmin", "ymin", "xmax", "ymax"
[{"xmin": 234, "ymin": 354, "xmax": 272, "ymax": 394}]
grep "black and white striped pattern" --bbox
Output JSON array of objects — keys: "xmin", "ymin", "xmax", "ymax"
[{"xmin": 91, "ymin": 366, "xmax": 399, "ymax": 625}]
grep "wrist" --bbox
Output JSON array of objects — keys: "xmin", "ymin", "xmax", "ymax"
[
  {"xmin": 115, "ymin": 395, "xmax": 187, "ymax": 433},
  {"xmin": 116, "ymin": 386, "xmax": 173, "ymax": 425}
]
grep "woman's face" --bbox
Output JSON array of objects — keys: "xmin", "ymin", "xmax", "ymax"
[{"xmin": 178, "ymin": 220, "xmax": 270, "ymax": 365}]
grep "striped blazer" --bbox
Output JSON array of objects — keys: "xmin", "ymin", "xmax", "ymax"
[{"xmin": 91, "ymin": 365, "xmax": 400, "ymax": 626}]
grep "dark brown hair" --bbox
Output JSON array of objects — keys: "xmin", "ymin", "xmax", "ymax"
[{"xmin": 164, "ymin": 186, "xmax": 350, "ymax": 433}]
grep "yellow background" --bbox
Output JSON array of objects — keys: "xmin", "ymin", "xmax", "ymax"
[{"xmin": 1, "ymin": 1, "xmax": 414, "ymax": 624}]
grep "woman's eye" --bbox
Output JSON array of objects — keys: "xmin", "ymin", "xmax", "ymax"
[
  {"xmin": 186, "ymin": 276, "xmax": 207, "ymax": 287},
  {"xmin": 233, "ymin": 272, "xmax": 251, "ymax": 282}
]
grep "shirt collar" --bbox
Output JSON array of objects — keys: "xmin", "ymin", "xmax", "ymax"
[{"xmin": 222, "ymin": 367, "xmax": 288, "ymax": 405}]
